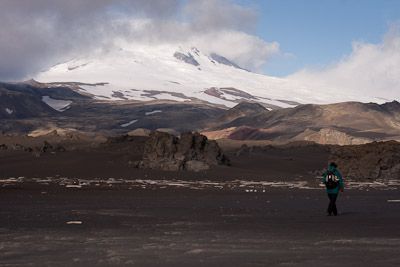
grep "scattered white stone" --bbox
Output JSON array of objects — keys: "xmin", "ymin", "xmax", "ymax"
[
  {"xmin": 145, "ymin": 110, "xmax": 162, "ymax": 116},
  {"xmin": 66, "ymin": 184, "xmax": 82, "ymax": 188},
  {"xmin": 66, "ymin": 221, "xmax": 83, "ymax": 225},
  {"xmin": 5, "ymin": 108, "xmax": 13, "ymax": 114},
  {"xmin": 387, "ymin": 200, "xmax": 400, "ymax": 203},
  {"xmin": 185, "ymin": 249, "xmax": 205, "ymax": 254},
  {"xmin": 121, "ymin": 119, "xmax": 138, "ymax": 128}
]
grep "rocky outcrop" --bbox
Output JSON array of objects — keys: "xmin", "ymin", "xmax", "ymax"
[
  {"xmin": 329, "ymin": 141, "xmax": 400, "ymax": 180},
  {"xmin": 128, "ymin": 128, "xmax": 151, "ymax": 137},
  {"xmin": 299, "ymin": 128, "xmax": 371, "ymax": 146},
  {"xmin": 40, "ymin": 141, "xmax": 66, "ymax": 153},
  {"xmin": 137, "ymin": 131, "xmax": 230, "ymax": 171},
  {"xmin": 0, "ymin": 141, "xmax": 65, "ymax": 155},
  {"xmin": 173, "ymin": 51, "xmax": 200, "ymax": 66}
]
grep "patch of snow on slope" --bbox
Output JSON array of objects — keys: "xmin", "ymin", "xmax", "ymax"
[
  {"xmin": 145, "ymin": 110, "xmax": 162, "ymax": 116},
  {"xmin": 152, "ymin": 93, "xmax": 187, "ymax": 102},
  {"xmin": 258, "ymin": 98, "xmax": 296, "ymax": 108},
  {"xmin": 5, "ymin": 108, "xmax": 13, "ymax": 114},
  {"xmin": 121, "ymin": 119, "xmax": 138, "ymax": 128},
  {"xmin": 42, "ymin": 96, "xmax": 72, "ymax": 112}
]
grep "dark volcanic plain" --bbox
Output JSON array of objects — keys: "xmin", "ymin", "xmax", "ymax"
[
  {"xmin": 1, "ymin": 136, "xmax": 400, "ymax": 266},
  {"xmin": 1, "ymin": 186, "xmax": 400, "ymax": 267}
]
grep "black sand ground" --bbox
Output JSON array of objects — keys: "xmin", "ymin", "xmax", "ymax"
[
  {"xmin": 1, "ymin": 138, "xmax": 399, "ymax": 266},
  {"xmin": 1, "ymin": 186, "xmax": 400, "ymax": 266}
]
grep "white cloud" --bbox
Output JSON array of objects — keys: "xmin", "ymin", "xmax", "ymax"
[
  {"xmin": 190, "ymin": 31, "xmax": 280, "ymax": 71},
  {"xmin": 183, "ymin": 0, "xmax": 258, "ymax": 32},
  {"xmin": 0, "ymin": 0, "xmax": 280, "ymax": 80},
  {"xmin": 289, "ymin": 26, "xmax": 400, "ymax": 102}
]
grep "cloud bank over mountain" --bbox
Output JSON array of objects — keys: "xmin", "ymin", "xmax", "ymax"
[
  {"xmin": 0, "ymin": 0, "xmax": 399, "ymax": 103},
  {"xmin": 289, "ymin": 26, "xmax": 400, "ymax": 101},
  {"xmin": 0, "ymin": 0, "xmax": 279, "ymax": 80}
]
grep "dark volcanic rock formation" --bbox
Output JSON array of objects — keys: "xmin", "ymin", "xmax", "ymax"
[
  {"xmin": 329, "ymin": 141, "xmax": 400, "ymax": 180},
  {"xmin": 210, "ymin": 53, "xmax": 244, "ymax": 70},
  {"xmin": 138, "ymin": 131, "xmax": 230, "ymax": 171},
  {"xmin": 173, "ymin": 52, "xmax": 200, "ymax": 66},
  {"xmin": 40, "ymin": 141, "xmax": 66, "ymax": 153}
]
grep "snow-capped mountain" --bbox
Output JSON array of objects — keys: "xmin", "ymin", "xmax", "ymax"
[{"xmin": 35, "ymin": 44, "xmax": 384, "ymax": 109}]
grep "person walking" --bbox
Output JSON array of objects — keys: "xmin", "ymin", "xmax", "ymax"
[{"xmin": 322, "ymin": 162, "xmax": 344, "ymax": 216}]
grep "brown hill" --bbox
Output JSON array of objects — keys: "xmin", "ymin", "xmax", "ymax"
[
  {"xmin": 208, "ymin": 101, "xmax": 400, "ymax": 144},
  {"xmin": 216, "ymin": 101, "xmax": 267, "ymax": 124}
]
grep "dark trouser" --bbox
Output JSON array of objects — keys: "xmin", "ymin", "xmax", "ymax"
[{"xmin": 327, "ymin": 193, "xmax": 338, "ymax": 216}]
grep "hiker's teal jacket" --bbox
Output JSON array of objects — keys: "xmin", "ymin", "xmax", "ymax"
[{"xmin": 322, "ymin": 165, "xmax": 344, "ymax": 194}]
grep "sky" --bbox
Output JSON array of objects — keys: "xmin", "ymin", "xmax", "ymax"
[
  {"xmin": 0, "ymin": 0, "xmax": 399, "ymax": 99},
  {"xmin": 252, "ymin": 0, "xmax": 400, "ymax": 76}
]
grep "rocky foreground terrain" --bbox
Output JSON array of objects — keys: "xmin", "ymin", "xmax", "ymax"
[
  {"xmin": 1, "ymin": 130, "xmax": 399, "ymax": 182},
  {"xmin": 1, "ymin": 79, "xmax": 400, "ymax": 181},
  {"xmin": 1, "ymin": 118, "xmax": 400, "ymax": 267},
  {"xmin": 1, "ymin": 135, "xmax": 400, "ymax": 266}
]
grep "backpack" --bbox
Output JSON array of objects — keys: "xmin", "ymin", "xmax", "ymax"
[{"xmin": 325, "ymin": 170, "xmax": 339, "ymax": 189}]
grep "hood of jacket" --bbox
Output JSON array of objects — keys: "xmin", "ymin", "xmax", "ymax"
[{"xmin": 328, "ymin": 165, "xmax": 337, "ymax": 172}]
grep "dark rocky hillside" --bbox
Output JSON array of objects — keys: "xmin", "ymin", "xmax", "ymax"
[{"xmin": 330, "ymin": 141, "xmax": 400, "ymax": 180}]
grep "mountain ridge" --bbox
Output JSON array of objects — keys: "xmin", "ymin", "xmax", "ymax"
[
  {"xmin": 1, "ymin": 80, "xmax": 399, "ymax": 145},
  {"xmin": 34, "ymin": 44, "xmax": 393, "ymax": 109}
]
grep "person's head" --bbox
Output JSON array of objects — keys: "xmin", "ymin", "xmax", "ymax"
[{"xmin": 329, "ymin": 162, "xmax": 338, "ymax": 168}]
